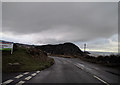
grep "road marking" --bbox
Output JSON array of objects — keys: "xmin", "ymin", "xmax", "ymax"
[
  {"xmin": 31, "ymin": 73, "xmax": 37, "ymax": 76},
  {"xmin": 23, "ymin": 72, "xmax": 29, "ymax": 75},
  {"xmin": 15, "ymin": 74, "xmax": 23, "ymax": 79},
  {"xmin": 16, "ymin": 81, "xmax": 25, "ymax": 85},
  {"xmin": 25, "ymin": 76, "xmax": 32, "ymax": 80},
  {"xmin": 66, "ymin": 60, "xmax": 71, "ymax": 63},
  {"xmin": 36, "ymin": 71, "xmax": 40, "ymax": 73},
  {"xmin": 2, "ymin": 79, "xmax": 13, "ymax": 84},
  {"xmin": 93, "ymin": 75, "xmax": 110, "ymax": 85},
  {"xmin": 77, "ymin": 63, "xmax": 85, "ymax": 68},
  {"xmin": 74, "ymin": 64, "xmax": 83, "ymax": 70}
]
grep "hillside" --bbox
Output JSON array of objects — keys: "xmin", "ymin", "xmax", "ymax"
[
  {"xmin": 36, "ymin": 42, "xmax": 84, "ymax": 58},
  {"xmin": 2, "ymin": 43, "xmax": 54, "ymax": 73}
]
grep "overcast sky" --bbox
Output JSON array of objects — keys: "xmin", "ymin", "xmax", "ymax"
[
  {"xmin": 1, "ymin": 0, "xmax": 119, "ymax": 2},
  {"xmin": 1, "ymin": 2, "xmax": 118, "ymax": 52}
]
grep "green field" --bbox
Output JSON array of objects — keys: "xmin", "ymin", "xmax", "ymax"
[{"xmin": 0, "ymin": 48, "xmax": 11, "ymax": 51}]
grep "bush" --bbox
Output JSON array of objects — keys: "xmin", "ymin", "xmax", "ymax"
[{"xmin": 82, "ymin": 54, "xmax": 120, "ymax": 66}]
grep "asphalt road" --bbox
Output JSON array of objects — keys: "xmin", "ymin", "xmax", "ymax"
[{"xmin": 2, "ymin": 56, "xmax": 120, "ymax": 84}]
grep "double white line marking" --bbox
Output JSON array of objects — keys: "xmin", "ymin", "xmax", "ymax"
[
  {"xmin": 31, "ymin": 73, "xmax": 37, "ymax": 76},
  {"xmin": 25, "ymin": 76, "xmax": 32, "ymax": 80},
  {"xmin": 23, "ymin": 72, "xmax": 29, "ymax": 75},
  {"xmin": 15, "ymin": 74, "xmax": 23, "ymax": 79},
  {"xmin": 36, "ymin": 71, "xmax": 40, "ymax": 73},
  {"xmin": 16, "ymin": 81, "xmax": 25, "ymax": 85},
  {"xmin": 2, "ymin": 79, "xmax": 13, "ymax": 84},
  {"xmin": 2, "ymin": 71, "xmax": 40, "ymax": 85}
]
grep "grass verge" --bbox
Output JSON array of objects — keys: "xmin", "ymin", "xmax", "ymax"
[
  {"xmin": 0, "ymin": 48, "xmax": 11, "ymax": 51},
  {"xmin": 2, "ymin": 47, "xmax": 54, "ymax": 73}
]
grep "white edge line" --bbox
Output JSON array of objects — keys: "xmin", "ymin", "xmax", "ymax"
[{"xmin": 93, "ymin": 75, "xmax": 110, "ymax": 85}]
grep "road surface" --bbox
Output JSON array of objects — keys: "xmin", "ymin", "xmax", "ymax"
[{"xmin": 2, "ymin": 56, "xmax": 120, "ymax": 84}]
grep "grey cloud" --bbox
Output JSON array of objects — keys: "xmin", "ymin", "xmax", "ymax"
[
  {"xmin": 2, "ymin": 2, "xmax": 118, "ymax": 43},
  {"xmin": 74, "ymin": 34, "xmax": 118, "ymax": 52}
]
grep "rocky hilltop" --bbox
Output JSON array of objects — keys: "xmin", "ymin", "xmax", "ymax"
[{"xmin": 36, "ymin": 42, "xmax": 84, "ymax": 57}]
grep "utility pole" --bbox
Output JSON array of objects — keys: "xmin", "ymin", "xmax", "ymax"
[{"xmin": 84, "ymin": 43, "xmax": 86, "ymax": 52}]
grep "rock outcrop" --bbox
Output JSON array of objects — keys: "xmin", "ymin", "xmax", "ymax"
[
  {"xmin": 14, "ymin": 43, "xmax": 48, "ymax": 62},
  {"xmin": 27, "ymin": 47, "xmax": 48, "ymax": 62}
]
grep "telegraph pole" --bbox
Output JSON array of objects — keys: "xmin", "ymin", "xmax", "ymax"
[{"xmin": 84, "ymin": 43, "xmax": 86, "ymax": 52}]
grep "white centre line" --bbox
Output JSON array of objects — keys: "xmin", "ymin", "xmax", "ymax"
[
  {"xmin": 74, "ymin": 64, "xmax": 83, "ymax": 70},
  {"xmin": 15, "ymin": 81, "xmax": 25, "ymax": 85},
  {"xmin": 3, "ymin": 79, "xmax": 13, "ymax": 84},
  {"xmin": 93, "ymin": 75, "xmax": 110, "ymax": 85},
  {"xmin": 15, "ymin": 74, "xmax": 23, "ymax": 79},
  {"xmin": 31, "ymin": 73, "xmax": 37, "ymax": 76},
  {"xmin": 25, "ymin": 76, "xmax": 32, "ymax": 80},
  {"xmin": 77, "ymin": 63, "xmax": 85, "ymax": 68},
  {"xmin": 23, "ymin": 72, "xmax": 29, "ymax": 75}
]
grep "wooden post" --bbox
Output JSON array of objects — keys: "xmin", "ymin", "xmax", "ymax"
[{"xmin": 11, "ymin": 43, "xmax": 13, "ymax": 54}]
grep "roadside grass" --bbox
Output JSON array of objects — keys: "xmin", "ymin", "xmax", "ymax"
[{"xmin": 2, "ymin": 47, "xmax": 54, "ymax": 73}]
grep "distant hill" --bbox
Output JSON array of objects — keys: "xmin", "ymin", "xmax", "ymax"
[
  {"xmin": 1, "ymin": 40, "xmax": 85, "ymax": 58},
  {"xmin": 35, "ymin": 42, "xmax": 84, "ymax": 58},
  {"xmin": 0, "ymin": 40, "xmax": 13, "ymax": 43}
]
